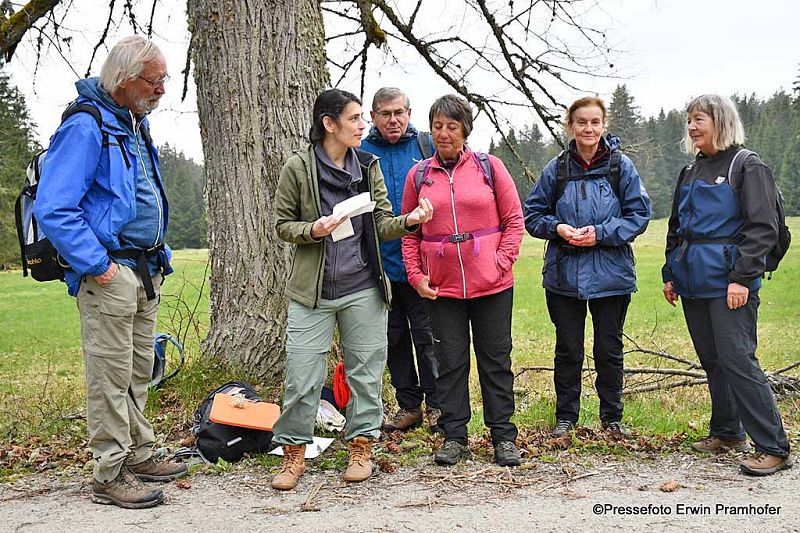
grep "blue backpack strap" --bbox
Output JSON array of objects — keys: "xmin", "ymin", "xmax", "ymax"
[{"xmin": 417, "ymin": 131, "xmax": 433, "ymax": 159}]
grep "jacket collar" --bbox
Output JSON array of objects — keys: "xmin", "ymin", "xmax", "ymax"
[{"xmin": 364, "ymin": 124, "xmax": 421, "ymax": 146}]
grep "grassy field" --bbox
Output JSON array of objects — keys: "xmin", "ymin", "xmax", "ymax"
[{"xmin": 1, "ymin": 218, "xmax": 798, "ymax": 476}]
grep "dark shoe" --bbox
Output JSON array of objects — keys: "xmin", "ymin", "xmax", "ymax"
[
  {"xmin": 271, "ymin": 444, "xmax": 306, "ymax": 490},
  {"xmin": 551, "ymin": 419, "xmax": 575, "ymax": 438},
  {"xmin": 494, "ymin": 441, "xmax": 521, "ymax": 467},
  {"xmin": 434, "ymin": 440, "xmax": 470, "ymax": 466},
  {"xmin": 425, "ymin": 407, "xmax": 442, "ymax": 433},
  {"xmin": 92, "ymin": 467, "xmax": 164, "ymax": 509},
  {"xmin": 129, "ymin": 457, "xmax": 189, "ymax": 482},
  {"xmin": 740, "ymin": 453, "xmax": 794, "ymax": 476},
  {"xmin": 343, "ymin": 436, "xmax": 373, "ymax": 482},
  {"xmin": 603, "ymin": 421, "xmax": 631, "ymax": 439},
  {"xmin": 383, "ymin": 407, "xmax": 423, "ymax": 431},
  {"xmin": 692, "ymin": 436, "xmax": 751, "ymax": 453}
]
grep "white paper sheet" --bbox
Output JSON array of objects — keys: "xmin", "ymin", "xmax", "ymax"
[
  {"xmin": 269, "ymin": 437, "xmax": 335, "ymax": 459},
  {"xmin": 330, "ymin": 192, "xmax": 376, "ymax": 242}
]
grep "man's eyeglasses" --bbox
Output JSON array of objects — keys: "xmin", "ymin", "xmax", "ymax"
[
  {"xmin": 138, "ymin": 74, "xmax": 170, "ymax": 88},
  {"xmin": 375, "ymin": 109, "xmax": 408, "ymax": 119}
]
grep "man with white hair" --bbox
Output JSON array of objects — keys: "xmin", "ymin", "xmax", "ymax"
[{"xmin": 35, "ymin": 36, "xmax": 186, "ymax": 509}]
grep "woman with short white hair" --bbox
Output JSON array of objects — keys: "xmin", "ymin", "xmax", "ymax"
[{"xmin": 662, "ymin": 94, "xmax": 792, "ymax": 476}]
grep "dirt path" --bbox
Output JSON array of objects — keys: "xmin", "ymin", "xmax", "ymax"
[{"xmin": 2, "ymin": 453, "xmax": 797, "ymax": 532}]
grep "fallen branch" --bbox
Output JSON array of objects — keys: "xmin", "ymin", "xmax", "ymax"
[
  {"xmin": 301, "ymin": 481, "xmax": 325, "ymax": 512},
  {"xmin": 517, "ymin": 366, "xmax": 706, "ymax": 379},
  {"xmin": 622, "ymin": 378, "xmax": 708, "ymax": 395}
]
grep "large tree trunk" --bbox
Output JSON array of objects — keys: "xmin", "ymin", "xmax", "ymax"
[{"xmin": 188, "ymin": 1, "xmax": 328, "ymax": 379}]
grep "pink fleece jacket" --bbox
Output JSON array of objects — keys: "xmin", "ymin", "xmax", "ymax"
[{"xmin": 401, "ymin": 148, "xmax": 524, "ymax": 299}]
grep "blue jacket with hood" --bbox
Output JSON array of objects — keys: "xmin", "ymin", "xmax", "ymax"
[
  {"xmin": 34, "ymin": 77, "xmax": 171, "ymax": 296},
  {"xmin": 524, "ymin": 135, "xmax": 651, "ymax": 299},
  {"xmin": 360, "ymin": 124, "xmax": 429, "ymax": 283}
]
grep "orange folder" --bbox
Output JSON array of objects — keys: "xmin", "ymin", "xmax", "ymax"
[{"xmin": 208, "ymin": 393, "xmax": 280, "ymax": 431}]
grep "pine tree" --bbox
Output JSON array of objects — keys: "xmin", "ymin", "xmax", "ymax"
[{"xmin": 0, "ymin": 69, "xmax": 40, "ymax": 266}]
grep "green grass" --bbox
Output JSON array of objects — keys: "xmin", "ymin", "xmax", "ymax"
[{"xmin": 1, "ymin": 219, "xmax": 799, "ymax": 478}]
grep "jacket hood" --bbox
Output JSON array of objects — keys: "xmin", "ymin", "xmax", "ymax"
[
  {"xmin": 75, "ymin": 77, "xmax": 147, "ymax": 127},
  {"xmin": 364, "ymin": 124, "xmax": 421, "ymax": 146}
]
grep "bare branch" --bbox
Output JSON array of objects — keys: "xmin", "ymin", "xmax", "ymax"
[
  {"xmin": 85, "ymin": 0, "xmax": 116, "ymax": 78},
  {"xmin": 0, "ymin": 0, "xmax": 61, "ymax": 61}
]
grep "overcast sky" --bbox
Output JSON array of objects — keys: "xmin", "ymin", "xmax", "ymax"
[{"xmin": 7, "ymin": 0, "xmax": 798, "ymax": 163}]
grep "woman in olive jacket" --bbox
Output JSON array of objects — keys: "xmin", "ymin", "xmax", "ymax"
[{"xmin": 270, "ymin": 89, "xmax": 432, "ymax": 490}]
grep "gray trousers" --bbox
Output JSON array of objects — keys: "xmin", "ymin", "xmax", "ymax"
[
  {"xmin": 682, "ymin": 291, "xmax": 790, "ymax": 458},
  {"xmin": 272, "ymin": 287, "xmax": 388, "ymax": 445},
  {"xmin": 77, "ymin": 265, "xmax": 161, "ymax": 482}
]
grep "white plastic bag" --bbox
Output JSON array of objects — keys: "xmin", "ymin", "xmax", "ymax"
[{"xmin": 315, "ymin": 399, "xmax": 346, "ymax": 432}]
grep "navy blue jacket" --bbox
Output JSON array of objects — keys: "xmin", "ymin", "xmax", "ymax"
[
  {"xmin": 662, "ymin": 146, "xmax": 778, "ymax": 298},
  {"xmin": 524, "ymin": 135, "xmax": 651, "ymax": 299},
  {"xmin": 360, "ymin": 125, "xmax": 428, "ymax": 283},
  {"xmin": 34, "ymin": 78, "xmax": 171, "ymax": 296}
]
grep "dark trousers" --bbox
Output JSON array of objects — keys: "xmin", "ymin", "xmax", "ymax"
[
  {"xmin": 682, "ymin": 292, "xmax": 790, "ymax": 458},
  {"xmin": 427, "ymin": 288, "xmax": 517, "ymax": 445},
  {"xmin": 387, "ymin": 281, "xmax": 439, "ymax": 410},
  {"xmin": 545, "ymin": 290, "xmax": 631, "ymax": 424}
]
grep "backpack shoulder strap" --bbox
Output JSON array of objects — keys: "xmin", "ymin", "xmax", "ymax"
[
  {"xmin": 417, "ymin": 131, "xmax": 433, "ymax": 159},
  {"xmin": 727, "ymin": 148, "xmax": 758, "ymax": 198},
  {"xmin": 607, "ymin": 150, "xmax": 622, "ymax": 199},
  {"xmin": 474, "ymin": 151, "xmax": 494, "ymax": 190},
  {"xmin": 554, "ymin": 150, "xmax": 570, "ymax": 202},
  {"xmin": 61, "ymin": 101, "xmax": 108, "ymax": 145},
  {"xmin": 414, "ymin": 159, "xmax": 431, "ymax": 194}
]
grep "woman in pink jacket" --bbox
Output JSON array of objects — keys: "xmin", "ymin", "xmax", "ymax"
[{"xmin": 401, "ymin": 94, "xmax": 525, "ymax": 467}]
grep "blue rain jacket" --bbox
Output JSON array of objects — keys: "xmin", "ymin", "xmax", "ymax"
[
  {"xmin": 360, "ymin": 124, "xmax": 429, "ymax": 283},
  {"xmin": 524, "ymin": 135, "xmax": 651, "ymax": 299},
  {"xmin": 34, "ymin": 78, "xmax": 171, "ymax": 296}
]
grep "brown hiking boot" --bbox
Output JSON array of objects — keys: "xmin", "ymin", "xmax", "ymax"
[
  {"xmin": 129, "ymin": 457, "xmax": 189, "ymax": 482},
  {"xmin": 692, "ymin": 436, "xmax": 751, "ymax": 454},
  {"xmin": 343, "ymin": 436, "xmax": 372, "ymax": 482},
  {"xmin": 740, "ymin": 453, "xmax": 794, "ymax": 476},
  {"xmin": 271, "ymin": 444, "xmax": 306, "ymax": 490},
  {"xmin": 382, "ymin": 407, "xmax": 423, "ymax": 431},
  {"xmin": 426, "ymin": 407, "xmax": 442, "ymax": 432},
  {"xmin": 92, "ymin": 467, "xmax": 164, "ymax": 509}
]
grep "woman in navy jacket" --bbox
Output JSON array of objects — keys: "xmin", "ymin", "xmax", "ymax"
[
  {"xmin": 663, "ymin": 94, "xmax": 791, "ymax": 476},
  {"xmin": 525, "ymin": 96, "xmax": 651, "ymax": 438}
]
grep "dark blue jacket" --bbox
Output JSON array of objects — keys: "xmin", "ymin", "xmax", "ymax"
[
  {"xmin": 524, "ymin": 135, "xmax": 651, "ymax": 299},
  {"xmin": 662, "ymin": 147, "xmax": 777, "ymax": 299},
  {"xmin": 360, "ymin": 125, "xmax": 428, "ymax": 283},
  {"xmin": 34, "ymin": 78, "xmax": 171, "ymax": 296}
]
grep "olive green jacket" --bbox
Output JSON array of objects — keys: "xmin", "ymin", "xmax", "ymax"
[{"xmin": 274, "ymin": 145, "xmax": 413, "ymax": 308}]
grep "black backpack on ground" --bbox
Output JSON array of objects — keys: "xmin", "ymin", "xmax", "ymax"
[
  {"xmin": 727, "ymin": 148, "xmax": 791, "ymax": 275},
  {"xmin": 192, "ymin": 381, "xmax": 275, "ymax": 463}
]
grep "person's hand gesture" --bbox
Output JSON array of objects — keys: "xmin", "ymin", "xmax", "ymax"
[
  {"xmin": 407, "ymin": 197, "xmax": 434, "ymax": 226},
  {"xmin": 416, "ymin": 275, "xmax": 439, "ymax": 300},
  {"xmin": 663, "ymin": 281, "xmax": 679, "ymax": 307},
  {"xmin": 310, "ymin": 214, "xmax": 346, "ymax": 239},
  {"xmin": 569, "ymin": 225, "xmax": 597, "ymax": 247}
]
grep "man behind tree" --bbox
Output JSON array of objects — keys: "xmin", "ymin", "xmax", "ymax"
[
  {"xmin": 361, "ymin": 87, "xmax": 440, "ymax": 431},
  {"xmin": 35, "ymin": 36, "xmax": 187, "ymax": 509}
]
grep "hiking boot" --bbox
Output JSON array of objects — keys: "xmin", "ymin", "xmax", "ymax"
[
  {"xmin": 426, "ymin": 407, "xmax": 442, "ymax": 433},
  {"xmin": 740, "ymin": 453, "xmax": 794, "ymax": 476},
  {"xmin": 92, "ymin": 467, "xmax": 164, "ymax": 509},
  {"xmin": 128, "ymin": 457, "xmax": 189, "ymax": 482},
  {"xmin": 692, "ymin": 436, "xmax": 751, "ymax": 454},
  {"xmin": 271, "ymin": 444, "xmax": 306, "ymax": 490},
  {"xmin": 343, "ymin": 436, "xmax": 373, "ymax": 482},
  {"xmin": 494, "ymin": 441, "xmax": 521, "ymax": 467},
  {"xmin": 551, "ymin": 419, "xmax": 575, "ymax": 438},
  {"xmin": 382, "ymin": 407, "xmax": 423, "ymax": 431},
  {"xmin": 434, "ymin": 440, "xmax": 470, "ymax": 466},
  {"xmin": 603, "ymin": 421, "xmax": 631, "ymax": 439}
]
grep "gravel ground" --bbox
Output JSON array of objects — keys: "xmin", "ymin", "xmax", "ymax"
[{"xmin": 2, "ymin": 453, "xmax": 797, "ymax": 532}]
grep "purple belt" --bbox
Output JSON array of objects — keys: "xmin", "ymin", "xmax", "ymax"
[{"xmin": 422, "ymin": 226, "xmax": 503, "ymax": 256}]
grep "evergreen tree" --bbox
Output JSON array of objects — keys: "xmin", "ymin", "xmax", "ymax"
[
  {"xmin": 0, "ymin": 69, "xmax": 40, "ymax": 266},
  {"xmin": 607, "ymin": 85, "xmax": 642, "ymax": 147},
  {"xmin": 159, "ymin": 144, "xmax": 208, "ymax": 249}
]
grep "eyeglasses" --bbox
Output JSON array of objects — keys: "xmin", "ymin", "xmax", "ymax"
[
  {"xmin": 375, "ymin": 109, "xmax": 408, "ymax": 119},
  {"xmin": 138, "ymin": 74, "xmax": 170, "ymax": 88}
]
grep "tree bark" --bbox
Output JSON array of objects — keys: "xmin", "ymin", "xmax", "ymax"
[{"xmin": 188, "ymin": 0, "xmax": 328, "ymax": 379}]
